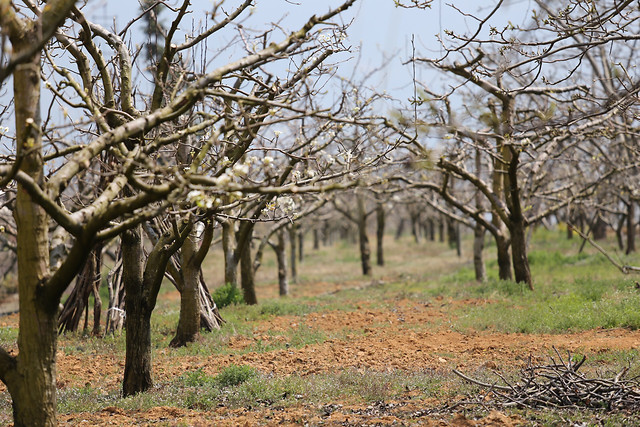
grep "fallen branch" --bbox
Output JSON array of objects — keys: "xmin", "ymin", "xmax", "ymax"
[
  {"xmin": 453, "ymin": 349, "xmax": 640, "ymax": 411},
  {"xmin": 568, "ymin": 223, "xmax": 640, "ymax": 275}
]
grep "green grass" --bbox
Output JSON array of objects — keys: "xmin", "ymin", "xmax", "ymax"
[{"xmin": 53, "ymin": 367, "xmax": 449, "ymax": 414}]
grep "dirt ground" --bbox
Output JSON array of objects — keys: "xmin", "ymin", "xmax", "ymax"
[{"xmin": 2, "ymin": 283, "xmax": 638, "ymax": 426}]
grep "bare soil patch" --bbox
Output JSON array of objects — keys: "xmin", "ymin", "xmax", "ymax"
[{"xmin": 2, "ymin": 284, "xmax": 639, "ymax": 425}]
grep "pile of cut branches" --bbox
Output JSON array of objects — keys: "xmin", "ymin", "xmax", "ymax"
[{"xmin": 454, "ymin": 348, "xmax": 640, "ymax": 411}]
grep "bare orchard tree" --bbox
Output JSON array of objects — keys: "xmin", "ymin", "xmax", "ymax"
[
  {"xmin": 0, "ymin": 0, "xmax": 376, "ymax": 423},
  {"xmin": 398, "ymin": 0, "xmax": 640, "ymax": 288}
]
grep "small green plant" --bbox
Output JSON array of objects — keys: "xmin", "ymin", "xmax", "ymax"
[
  {"xmin": 215, "ymin": 364, "xmax": 258, "ymax": 388},
  {"xmin": 179, "ymin": 368, "xmax": 216, "ymax": 387},
  {"xmin": 212, "ymin": 283, "xmax": 244, "ymax": 308}
]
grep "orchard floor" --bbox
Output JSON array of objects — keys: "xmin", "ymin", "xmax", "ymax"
[
  {"xmin": 2, "ymin": 288, "xmax": 640, "ymax": 425},
  {"xmin": 2, "ymin": 234, "xmax": 640, "ymax": 425}
]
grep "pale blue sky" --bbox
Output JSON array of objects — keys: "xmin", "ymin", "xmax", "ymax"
[{"xmin": 83, "ymin": 0, "xmax": 531, "ymax": 101}]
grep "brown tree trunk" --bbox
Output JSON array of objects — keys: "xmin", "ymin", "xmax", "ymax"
[
  {"xmin": 357, "ymin": 195, "xmax": 372, "ymax": 276},
  {"xmin": 473, "ymin": 224, "xmax": 486, "ymax": 282},
  {"xmin": 510, "ymin": 220, "xmax": 533, "ymax": 289},
  {"xmin": 627, "ymin": 201, "xmax": 636, "ymax": 254},
  {"xmin": 7, "ymin": 46, "xmax": 59, "ymax": 427},
  {"xmin": 495, "ymin": 234, "xmax": 512, "ymax": 281},
  {"xmin": 438, "ymin": 217, "xmax": 445, "ymax": 242},
  {"xmin": 121, "ymin": 226, "xmax": 152, "ymax": 396},
  {"xmin": 616, "ymin": 214, "xmax": 626, "ymax": 251},
  {"xmin": 428, "ymin": 218, "xmax": 435, "ymax": 241},
  {"xmin": 122, "ymin": 221, "xmax": 190, "ymax": 395},
  {"xmin": 240, "ymin": 240, "xmax": 258, "ymax": 305},
  {"xmin": 313, "ymin": 227, "xmax": 320, "ymax": 250},
  {"xmin": 289, "ymin": 224, "xmax": 298, "ymax": 283},
  {"xmin": 410, "ymin": 211, "xmax": 420, "ymax": 244},
  {"xmin": 169, "ymin": 228, "xmax": 201, "ymax": 347},
  {"xmin": 592, "ymin": 215, "xmax": 607, "ymax": 240},
  {"xmin": 275, "ymin": 230, "xmax": 288, "ymax": 296},
  {"xmin": 376, "ymin": 202, "xmax": 385, "ymax": 266},
  {"xmin": 58, "ymin": 243, "xmax": 102, "ymax": 334},
  {"xmin": 221, "ymin": 219, "xmax": 238, "ymax": 287},
  {"xmin": 394, "ymin": 218, "xmax": 405, "ymax": 240},
  {"xmin": 298, "ymin": 228, "xmax": 304, "ymax": 262}
]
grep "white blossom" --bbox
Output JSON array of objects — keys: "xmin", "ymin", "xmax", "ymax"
[
  {"xmin": 187, "ymin": 190, "xmax": 203, "ymax": 200},
  {"xmin": 232, "ymin": 162, "xmax": 249, "ymax": 176},
  {"xmin": 214, "ymin": 173, "xmax": 231, "ymax": 187},
  {"xmin": 277, "ymin": 196, "xmax": 296, "ymax": 214}
]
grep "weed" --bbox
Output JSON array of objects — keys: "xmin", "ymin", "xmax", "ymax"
[
  {"xmin": 212, "ymin": 283, "xmax": 244, "ymax": 308},
  {"xmin": 215, "ymin": 364, "xmax": 258, "ymax": 388}
]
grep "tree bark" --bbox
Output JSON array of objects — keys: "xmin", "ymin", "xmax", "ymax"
[
  {"xmin": 410, "ymin": 210, "xmax": 420, "ymax": 244},
  {"xmin": 239, "ymin": 239, "xmax": 258, "ymax": 305},
  {"xmin": 58, "ymin": 243, "xmax": 102, "ymax": 334},
  {"xmin": 376, "ymin": 202, "xmax": 385, "ymax": 266},
  {"xmin": 289, "ymin": 224, "xmax": 298, "ymax": 283},
  {"xmin": 298, "ymin": 228, "xmax": 304, "ymax": 262},
  {"xmin": 313, "ymin": 227, "xmax": 320, "ymax": 250},
  {"xmin": 122, "ymin": 220, "xmax": 190, "ymax": 395},
  {"xmin": 592, "ymin": 215, "xmax": 607, "ymax": 240},
  {"xmin": 7, "ymin": 43, "xmax": 59, "ymax": 426},
  {"xmin": 615, "ymin": 214, "xmax": 626, "ymax": 251},
  {"xmin": 169, "ymin": 228, "xmax": 201, "ymax": 347},
  {"xmin": 428, "ymin": 218, "xmax": 435, "ymax": 241},
  {"xmin": 510, "ymin": 220, "xmax": 533, "ymax": 289},
  {"xmin": 357, "ymin": 195, "xmax": 372, "ymax": 276},
  {"xmin": 121, "ymin": 226, "xmax": 152, "ymax": 396},
  {"xmin": 221, "ymin": 219, "xmax": 238, "ymax": 287},
  {"xmin": 627, "ymin": 200, "xmax": 636, "ymax": 254},
  {"xmin": 495, "ymin": 234, "xmax": 512, "ymax": 281},
  {"xmin": 473, "ymin": 223, "xmax": 486, "ymax": 282},
  {"xmin": 394, "ymin": 218, "xmax": 405, "ymax": 240},
  {"xmin": 275, "ymin": 230, "xmax": 289, "ymax": 296}
]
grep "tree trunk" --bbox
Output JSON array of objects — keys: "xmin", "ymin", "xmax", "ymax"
[
  {"xmin": 58, "ymin": 244, "xmax": 102, "ymax": 334},
  {"xmin": 122, "ymin": 219, "xmax": 190, "ymax": 396},
  {"xmin": 322, "ymin": 220, "xmax": 330, "ymax": 246},
  {"xmin": 313, "ymin": 227, "xmax": 320, "ymax": 250},
  {"xmin": 221, "ymin": 219, "xmax": 238, "ymax": 287},
  {"xmin": 6, "ymin": 47, "xmax": 59, "ymax": 426},
  {"xmin": 592, "ymin": 215, "xmax": 607, "ymax": 240},
  {"xmin": 410, "ymin": 211, "xmax": 420, "ymax": 244},
  {"xmin": 105, "ymin": 249, "xmax": 126, "ymax": 334},
  {"xmin": 627, "ymin": 201, "xmax": 636, "ymax": 254},
  {"xmin": 298, "ymin": 228, "xmax": 304, "ymax": 262},
  {"xmin": 510, "ymin": 220, "xmax": 533, "ymax": 289},
  {"xmin": 438, "ymin": 217, "xmax": 445, "ymax": 242},
  {"xmin": 473, "ymin": 223, "xmax": 486, "ymax": 282},
  {"xmin": 495, "ymin": 234, "xmax": 512, "ymax": 281},
  {"xmin": 394, "ymin": 218, "xmax": 405, "ymax": 240},
  {"xmin": 275, "ymin": 230, "xmax": 288, "ymax": 296},
  {"xmin": 428, "ymin": 218, "xmax": 435, "ymax": 241},
  {"xmin": 121, "ymin": 226, "xmax": 153, "ymax": 396},
  {"xmin": 376, "ymin": 202, "xmax": 385, "ymax": 266},
  {"xmin": 357, "ymin": 196, "xmax": 372, "ymax": 276},
  {"xmin": 615, "ymin": 214, "xmax": 626, "ymax": 251},
  {"xmin": 240, "ymin": 240, "xmax": 258, "ymax": 305},
  {"xmin": 289, "ymin": 224, "xmax": 298, "ymax": 283},
  {"xmin": 169, "ymin": 228, "xmax": 201, "ymax": 347}
]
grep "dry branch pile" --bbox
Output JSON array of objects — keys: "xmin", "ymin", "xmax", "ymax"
[{"xmin": 454, "ymin": 348, "xmax": 640, "ymax": 411}]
